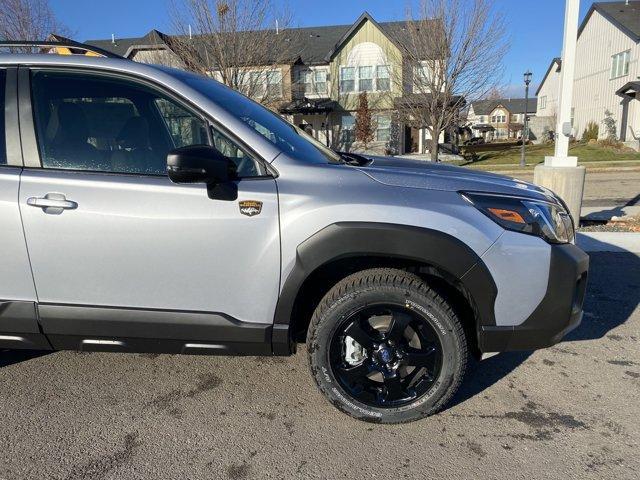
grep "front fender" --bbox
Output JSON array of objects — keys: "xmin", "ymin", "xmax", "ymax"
[{"xmin": 271, "ymin": 222, "xmax": 497, "ymax": 354}]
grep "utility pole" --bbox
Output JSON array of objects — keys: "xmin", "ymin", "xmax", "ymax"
[
  {"xmin": 533, "ymin": 0, "xmax": 585, "ymax": 223},
  {"xmin": 520, "ymin": 70, "xmax": 532, "ymax": 167}
]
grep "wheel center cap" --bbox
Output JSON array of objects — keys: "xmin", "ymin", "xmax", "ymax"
[{"xmin": 378, "ymin": 346, "xmax": 393, "ymax": 364}]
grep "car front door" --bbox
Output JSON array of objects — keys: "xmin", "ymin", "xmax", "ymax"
[{"xmin": 18, "ymin": 68, "xmax": 280, "ymax": 353}]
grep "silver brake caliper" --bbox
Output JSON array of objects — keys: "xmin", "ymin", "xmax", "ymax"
[{"xmin": 344, "ymin": 336, "xmax": 366, "ymax": 365}]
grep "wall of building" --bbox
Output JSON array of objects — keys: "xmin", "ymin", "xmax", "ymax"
[
  {"xmin": 536, "ymin": 63, "xmax": 561, "ymax": 120},
  {"xmin": 573, "ymin": 10, "xmax": 639, "ymax": 140},
  {"xmin": 329, "ymin": 19, "xmax": 402, "ymax": 112},
  {"xmin": 131, "ymin": 48, "xmax": 184, "ymax": 68}
]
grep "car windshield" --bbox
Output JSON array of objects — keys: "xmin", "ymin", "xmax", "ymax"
[{"xmin": 165, "ymin": 68, "xmax": 342, "ymax": 164}]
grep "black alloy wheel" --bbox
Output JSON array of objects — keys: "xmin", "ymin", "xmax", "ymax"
[{"xmin": 329, "ymin": 304, "xmax": 443, "ymax": 408}]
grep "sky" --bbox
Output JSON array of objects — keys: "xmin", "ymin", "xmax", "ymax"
[{"xmin": 49, "ymin": 0, "xmax": 601, "ymax": 98}]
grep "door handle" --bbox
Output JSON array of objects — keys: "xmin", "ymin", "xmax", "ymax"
[{"xmin": 27, "ymin": 193, "xmax": 78, "ymax": 213}]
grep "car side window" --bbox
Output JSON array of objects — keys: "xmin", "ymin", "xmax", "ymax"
[
  {"xmin": 30, "ymin": 70, "xmax": 263, "ymax": 177},
  {"xmin": 0, "ymin": 69, "xmax": 6, "ymax": 165}
]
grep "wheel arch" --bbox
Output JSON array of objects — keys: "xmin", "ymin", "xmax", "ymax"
[{"xmin": 271, "ymin": 222, "xmax": 497, "ymax": 355}]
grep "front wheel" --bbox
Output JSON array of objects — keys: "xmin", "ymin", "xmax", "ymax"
[{"xmin": 307, "ymin": 268, "xmax": 469, "ymax": 424}]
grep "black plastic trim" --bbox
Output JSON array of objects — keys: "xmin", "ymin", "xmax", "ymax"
[
  {"xmin": 0, "ymin": 300, "xmax": 53, "ymax": 350},
  {"xmin": 272, "ymin": 222, "xmax": 498, "ymax": 352},
  {"xmin": 38, "ymin": 304, "xmax": 275, "ymax": 356},
  {"xmin": 479, "ymin": 243, "xmax": 589, "ymax": 352}
]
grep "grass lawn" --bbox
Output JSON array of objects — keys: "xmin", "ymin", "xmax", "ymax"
[{"xmin": 453, "ymin": 142, "xmax": 640, "ymax": 169}]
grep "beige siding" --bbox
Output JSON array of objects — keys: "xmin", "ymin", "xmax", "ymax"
[
  {"xmin": 130, "ymin": 49, "xmax": 184, "ymax": 68},
  {"xmin": 573, "ymin": 10, "xmax": 639, "ymax": 140},
  {"xmin": 329, "ymin": 19, "xmax": 402, "ymax": 111},
  {"xmin": 536, "ymin": 62, "xmax": 561, "ymax": 119}
]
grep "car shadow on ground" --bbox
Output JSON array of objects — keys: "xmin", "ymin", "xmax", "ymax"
[
  {"xmin": 0, "ymin": 349, "xmax": 51, "ymax": 368},
  {"xmin": 449, "ymin": 350, "xmax": 533, "ymax": 408},
  {"xmin": 568, "ymin": 243, "xmax": 639, "ymax": 342}
]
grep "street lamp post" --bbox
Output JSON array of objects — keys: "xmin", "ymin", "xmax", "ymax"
[{"xmin": 520, "ymin": 70, "xmax": 532, "ymax": 167}]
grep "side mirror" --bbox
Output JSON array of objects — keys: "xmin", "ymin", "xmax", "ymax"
[{"xmin": 167, "ymin": 145, "xmax": 235, "ymax": 185}]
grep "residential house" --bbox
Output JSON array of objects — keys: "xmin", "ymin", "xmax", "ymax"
[
  {"xmin": 85, "ymin": 12, "xmax": 455, "ymax": 155},
  {"xmin": 536, "ymin": 1, "xmax": 640, "ymax": 150},
  {"xmin": 536, "ymin": 57, "xmax": 561, "ymax": 119},
  {"xmin": 467, "ymin": 98, "xmax": 537, "ymax": 141}
]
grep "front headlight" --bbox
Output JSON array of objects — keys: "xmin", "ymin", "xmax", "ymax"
[{"xmin": 462, "ymin": 192, "xmax": 575, "ymax": 244}]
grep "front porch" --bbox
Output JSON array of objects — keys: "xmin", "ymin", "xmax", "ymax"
[
  {"xmin": 616, "ymin": 81, "xmax": 640, "ymax": 151},
  {"xmin": 279, "ymin": 97, "xmax": 422, "ymax": 155},
  {"xmin": 279, "ymin": 97, "xmax": 337, "ymax": 147}
]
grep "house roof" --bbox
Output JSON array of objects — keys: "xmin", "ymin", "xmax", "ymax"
[
  {"xmin": 616, "ymin": 81, "xmax": 640, "ymax": 98},
  {"xmin": 579, "ymin": 1, "xmax": 640, "ymax": 42},
  {"xmin": 535, "ymin": 57, "xmax": 561, "ymax": 96},
  {"xmin": 85, "ymin": 13, "xmax": 426, "ymax": 67},
  {"xmin": 322, "ymin": 12, "xmax": 414, "ymax": 61},
  {"xmin": 471, "ymin": 98, "xmax": 537, "ymax": 116}
]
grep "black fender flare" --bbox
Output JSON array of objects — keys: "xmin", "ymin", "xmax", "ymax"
[{"xmin": 271, "ymin": 222, "xmax": 497, "ymax": 354}]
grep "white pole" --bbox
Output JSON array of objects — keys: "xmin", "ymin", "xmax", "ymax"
[{"xmin": 547, "ymin": 0, "xmax": 579, "ymax": 166}]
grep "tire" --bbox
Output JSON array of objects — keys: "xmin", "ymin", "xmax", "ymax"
[{"xmin": 306, "ymin": 268, "xmax": 469, "ymax": 424}]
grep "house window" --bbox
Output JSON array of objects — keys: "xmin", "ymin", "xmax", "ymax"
[
  {"xmin": 376, "ymin": 65, "xmax": 390, "ymax": 92},
  {"xmin": 414, "ymin": 64, "xmax": 429, "ymax": 88},
  {"xmin": 479, "ymin": 116, "xmax": 484, "ymax": 123},
  {"xmin": 610, "ymin": 50, "xmax": 630, "ymax": 79},
  {"xmin": 340, "ymin": 67, "xmax": 355, "ymax": 93},
  {"xmin": 301, "ymin": 71, "xmax": 313, "ymax": 94},
  {"xmin": 301, "ymin": 69, "xmax": 328, "ymax": 95},
  {"xmin": 266, "ymin": 70, "xmax": 282, "ymax": 98},
  {"xmin": 315, "ymin": 70, "xmax": 328, "ymax": 94},
  {"xmin": 341, "ymin": 115, "xmax": 355, "ymax": 143},
  {"xmin": 570, "ymin": 107, "xmax": 575, "ymax": 127},
  {"xmin": 376, "ymin": 114, "xmax": 391, "ymax": 142},
  {"xmin": 248, "ymin": 71, "xmax": 265, "ymax": 97},
  {"xmin": 539, "ymin": 96, "xmax": 547, "ymax": 110},
  {"xmin": 358, "ymin": 66, "xmax": 373, "ymax": 92}
]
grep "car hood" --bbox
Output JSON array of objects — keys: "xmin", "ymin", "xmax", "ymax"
[{"xmin": 356, "ymin": 156, "xmax": 556, "ymax": 202}]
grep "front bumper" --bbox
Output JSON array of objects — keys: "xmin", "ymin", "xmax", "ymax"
[{"xmin": 479, "ymin": 243, "xmax": 589, "ymax": 352}]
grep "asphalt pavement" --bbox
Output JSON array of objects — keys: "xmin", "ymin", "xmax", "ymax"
[{"xmin": 0, "ymin": 250, "xmax": 638, "ymax": 480}]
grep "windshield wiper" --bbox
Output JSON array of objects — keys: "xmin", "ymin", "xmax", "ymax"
[{"xmin": 337, "ymin": 152, "xmax": 372, "ymax": 166}]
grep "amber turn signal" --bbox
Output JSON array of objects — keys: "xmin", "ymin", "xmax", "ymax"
[{"xmin": 487, "ymin": 208, "xmax": 526, "ymax": 224}]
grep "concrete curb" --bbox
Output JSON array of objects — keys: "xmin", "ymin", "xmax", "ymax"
[{"xmin": 576, "ymin": 232, "xmax": 640, "ymax": 253}]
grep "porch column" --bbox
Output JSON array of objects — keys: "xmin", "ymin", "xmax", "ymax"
[{"xmin": 620, "ymin": 97, "xmax": 630, "ymax": 142}]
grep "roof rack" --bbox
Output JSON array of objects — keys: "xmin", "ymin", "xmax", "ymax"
[{"xmin": 0, "ymin": 40, "xmax": 124, "ymax": 59}]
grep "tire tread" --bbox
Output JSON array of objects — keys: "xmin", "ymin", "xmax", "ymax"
[{"xmin": 306, "ymin": 268, "xmax": 469, "ymax": 423}]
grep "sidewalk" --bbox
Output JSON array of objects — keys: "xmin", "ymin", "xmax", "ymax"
[{"xmin": 577, "ymin": 232, "xmax": 640, "ymax": 253}]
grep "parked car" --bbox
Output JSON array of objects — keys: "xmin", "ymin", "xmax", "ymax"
[
  {"xmin": 0, "ymin": 44, "xmax": 589, "ymax": 423},
  {"xmin": 464, "ymin": 136, "xmax": 485, "ymax": 145}
]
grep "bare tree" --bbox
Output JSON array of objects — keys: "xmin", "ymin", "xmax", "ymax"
[
  {"xmin": 0, "ymin": 0, "xmax": 69, "ymax": 41},
  {"xmin": 168, "ymin": 0, "xmax": 298, "ymax": 106},
  {"xmin": 486, "ymin": 86, "xmax": 505, "ymax": 100},
  {"xmin": 392, "ymin": 0, "xmax": 509, "ymax": 161}
]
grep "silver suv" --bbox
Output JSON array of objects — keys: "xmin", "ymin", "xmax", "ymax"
[{"xmin": 0, "ymin": 48, "xmax": 588, "ymax": 423}]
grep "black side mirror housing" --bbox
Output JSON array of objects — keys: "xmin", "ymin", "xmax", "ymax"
[{"xmin": 167, "ymin": 145, "xmax": 235, "ymax": 185}]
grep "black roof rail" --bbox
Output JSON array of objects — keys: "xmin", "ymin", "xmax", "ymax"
[{"xmin": 0, "ymin": 40, "xmax": 124, "ymax": 59}]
